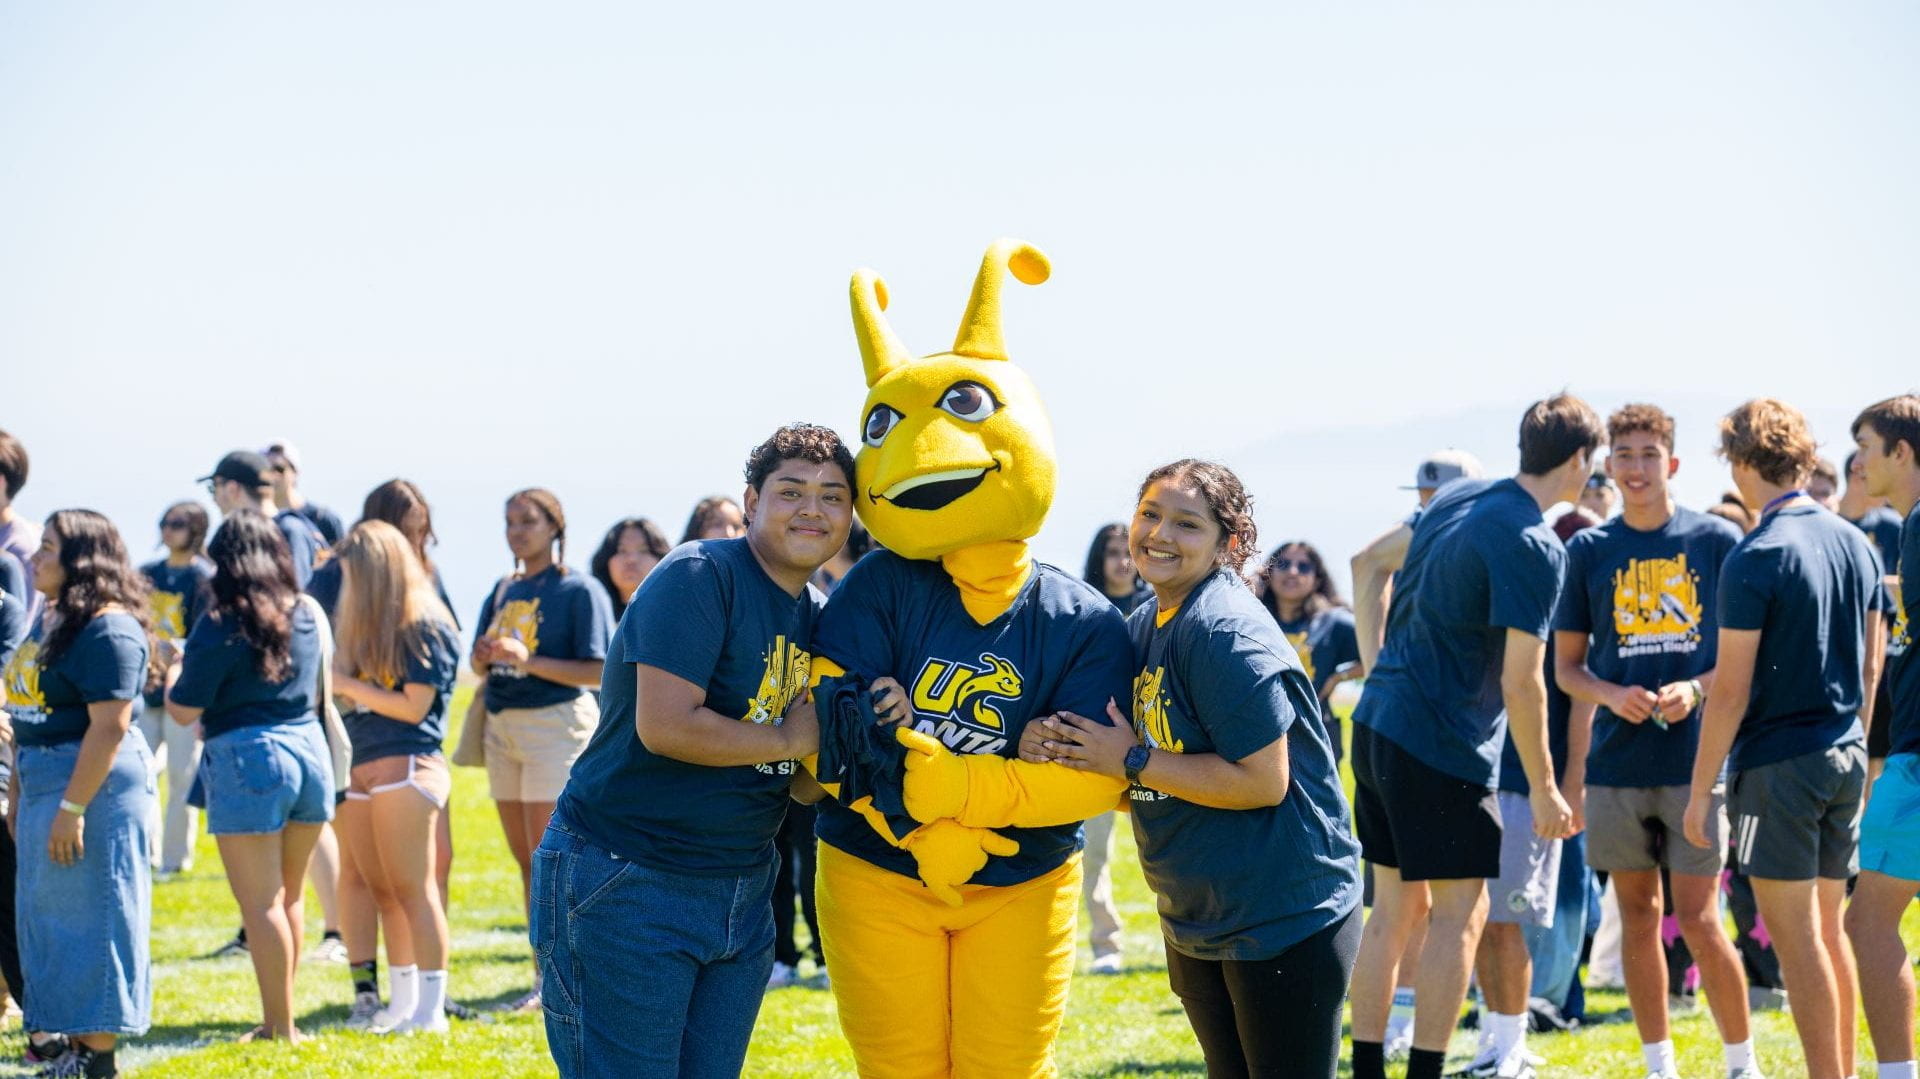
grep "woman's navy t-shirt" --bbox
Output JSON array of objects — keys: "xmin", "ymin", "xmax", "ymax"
[
  {"xmin": 169, "ymin": 602, "xmax": 322, "ymax": 738},
  {"xmin": 1273, "ymin": 606, "xmax": 1361, "ymax": 699},
  {"xmin": 6, "ymin": 611, "xmax": 148, "ymax": 747},
  {"xmin": 1718, "ymin": 504, "xmax": 1885, "ymax": 771},
  {"xmin": 309, "ymin": 559, "xmax": 460, "ymax": 632},
  {"xmin": 342, "ymin": 619, "xmax": 462, "ymax": 766},
  {"xmin": 1126, "ymin": 570, "xmax": 1360, "ymax": 960},
  {"xmin": 141, "ymin": 556, "xmax": 215, "ymax": 708},
  {"xmin": 474, "ymin": 566, "xmax": 613, "ymax": 712},
  {"xmin": 557, "ymin": 539, "xmax": 821, "ymax": 874}
]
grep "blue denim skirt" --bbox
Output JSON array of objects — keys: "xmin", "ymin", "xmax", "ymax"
[{"xmin": 17, "ymin": 728, "xmax": 155, "ymax": 1036}]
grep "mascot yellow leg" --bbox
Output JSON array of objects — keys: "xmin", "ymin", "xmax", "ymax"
[{"xmin": 817, "ymin": 845, "xmax": 1082, "ymax": 1079}]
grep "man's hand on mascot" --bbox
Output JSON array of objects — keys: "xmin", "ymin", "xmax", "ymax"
[
  {"xmin": 897, "ymin": 726, "xmax": 970, "ymax": 821},
  {"xmin": 901, "ymin": 819, "xmax": 1020, "ymax": 907},
  {"xmin": 777, "ymin": 694, "xmax": 821, "ymax": 759},
  {"xmin": 868, "ymin": 676, "xmax": 910, "ymax": 725}
]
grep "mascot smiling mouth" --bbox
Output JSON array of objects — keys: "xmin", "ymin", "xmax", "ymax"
[{"xmin": 872, "ymin": 461, "xmax": 1002, "ymax": 511}]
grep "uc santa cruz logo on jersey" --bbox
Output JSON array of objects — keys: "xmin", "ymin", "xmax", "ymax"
[{"xmin": 908, "ymin": 652, "xmax": 1023, "ymax": 754}]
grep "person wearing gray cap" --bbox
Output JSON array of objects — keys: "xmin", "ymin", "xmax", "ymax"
[
  {"xmin": 263, "ymin": 441, "xmax": 345, "ymax": 548},
  {"xmin": 200, "ymin": 451, "xmax": 323, "ymax": 590}
]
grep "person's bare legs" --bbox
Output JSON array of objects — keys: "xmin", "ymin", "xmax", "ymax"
[
  {"xmin": 334, "ymin": 799, "xmax": 385, "ymax": 968},
  {"xmin": 307, "ymin": 822, "xmax": 342, "ymax": 938},
  {"xmin": 1473, "ymin": 921, "xmax": 1531, "ymax": 1013},
  {"xmin": 1413, "ymin": 877, "xmax": 1490, "ymax": 1052},
  {"xmin": 492, "ymin": 799, "xmax": 548, "ymax": 917},
  {"xmin": 1816, "ymin": 877, "xmax": 1857, "ymax": 1076},
  {"xmin": 218, "ymin": 822, "xmax": 323, "ymax": 1040},
  {"xmin": 1351, "ymin": 865, "xmax": 1431, "ymax": 1041},
  {"xmin": 372, "ymin": 787, "xmax": 447, "ymax": 972},
  {"xmin": 1613, "ymin": 869, "xmax": 1675, "ymax": 1044},
  {"xmin": 1669, "ymin": 870, "xmax": 1751, "ymax": 1046},
  {"xmin": 1750, "ymin": 876, "xmax": 1849, "ymax": 1079},
  {"xmin": 1848, "ymin": 869, "xmax": 1920, "ymax": 1067},
  {"xmin": 436, "ymin": 796, "xmax": 454, "ymax": 915}
]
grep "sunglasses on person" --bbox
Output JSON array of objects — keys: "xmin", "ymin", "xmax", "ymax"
[
  {"xmin": 1585, "ymin": 474, "xmax": 1614, "ymax": 491},
  {"xmin": 1271, "ymin": 558, "xmax": 1316, "ymax": 575},
  {"xmin": 160, "ymin": 518, "xmax": 192, "ymax": 531}
]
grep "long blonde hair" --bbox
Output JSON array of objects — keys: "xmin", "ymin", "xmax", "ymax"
[{"xmin": 334, "ymin": 520, "xmax": 455, "ymax": 688}]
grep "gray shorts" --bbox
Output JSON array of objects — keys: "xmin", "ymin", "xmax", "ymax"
[
  {"xmin": 1730, "ymin": 741, "xmax": 1868, "ymax": 881},
  {"xmin": 1488, "ymin": 791, "xmax": 1562, "ymax": 926},
  {"xmin": 1587, "ymin": 783, "xmax": 1728, "ymax": 877}
]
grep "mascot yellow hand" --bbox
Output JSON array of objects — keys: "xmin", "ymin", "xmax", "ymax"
[
  {"xmin": 895, "ymin": 725, "xmax": 1127, "ymax": 830},
  {"xmin": 900, "ymin": 819, "xmax": 1020, "ymax": 907},
  {"xmin": 897, "ymin": 726, "xmax": 970, "ymax": 822}
]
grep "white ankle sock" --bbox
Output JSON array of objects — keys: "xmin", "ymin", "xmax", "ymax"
[
  {"xmin": 413, "ymin": 969, "xmax": 447, "ymax": 1027},
  {"xmin": 1723, "ymin": 1039, "xmax": 1755, "ymax": 1073},
  {"xmin": 1875, "ymin": 1064, "xmax": 1916, "ymax": 1079},
  {"xmin": 1642, "ymin": 1039, "xmax": 1677, "ymax": 1074},
  {"xmin": 1488, "ymin": 1011, "xmax": 1526, "ymax": 1062},
  {"xmin": 388, "ymin": 964, "xmax": 419, "ymax": 1019}
]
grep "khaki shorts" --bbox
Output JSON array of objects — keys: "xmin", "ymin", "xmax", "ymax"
[
  {"xmin": 484, "ymin": 694, "xmax": 599, "ymax": 802},
  {"xmin": 1586, "ymin": 783, "xmax": 1727, "ymax": 877},
  {"xmin": 346, "ymin": 753, "xmax": 452, "ymax": 809}
]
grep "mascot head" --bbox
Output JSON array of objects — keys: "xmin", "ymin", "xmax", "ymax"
[{"xmin": 848, "ymin": 239, "xmax": 1056, "ymax": 562}]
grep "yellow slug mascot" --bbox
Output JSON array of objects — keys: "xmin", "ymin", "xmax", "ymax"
[{"xmin": 804, "ymin": 240, "xmax": 1135, "ymax": 1078}]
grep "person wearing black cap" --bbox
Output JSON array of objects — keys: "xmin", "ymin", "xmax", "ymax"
[
  {"xmin": 263, "ymin": 441, "xmax": 345, "ymax": 548},
  {"xmin": 201, "ymin": 451, "xmax": 323, "ymax": 589}
]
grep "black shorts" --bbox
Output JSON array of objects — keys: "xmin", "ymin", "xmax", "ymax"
[{"xmin": 1351, "ymin": 723, "xmax": 1502, "ymax": 882}]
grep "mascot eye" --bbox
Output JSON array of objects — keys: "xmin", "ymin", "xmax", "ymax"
[
  {"xmin": 937, "ymin": 382, "xmax": 999, "ymax": 423},
  {"xmin": 864, "ymin": 404, "xmax": 905, "ymax": 447}
]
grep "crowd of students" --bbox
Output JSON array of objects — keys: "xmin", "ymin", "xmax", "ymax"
[{"xmin": 0, "ymin": 389, "xmax": 1912, "ymax": 1079}]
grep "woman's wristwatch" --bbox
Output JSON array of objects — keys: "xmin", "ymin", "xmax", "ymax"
[{"xmin": 1124, "ymin": 745, "xmax": 1152, "ymax": 784}]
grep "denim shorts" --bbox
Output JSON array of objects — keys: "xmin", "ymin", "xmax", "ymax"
[
  {"xmin": 532, "ymin": 810, "xmax": 778, "ymax": 1079},
  {"xmin": 201, "ymin": 721, "xmax": 335, "ymax": 835},
  {"xmin": 17, "ymin": 729, "xmax": 155, "ymax": 1036}
]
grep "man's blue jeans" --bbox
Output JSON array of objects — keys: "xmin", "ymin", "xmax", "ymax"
[
  {"xmin": 1524, "ymin": 830, "xmax": 1592, "ymax": 1010},
  {"xmin": 532, "ymin": 811, "xmax": 779, "ymax": 1079}
]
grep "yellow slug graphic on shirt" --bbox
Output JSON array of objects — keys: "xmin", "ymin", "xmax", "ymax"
[
  {"xmin": 910, "ymin": 653, "xmax": 1023, "ymax": 741},
  {"xmin": 744, "ymin": 635, "xmax": 812, "ymax": 726},
  {"xmin": 1132, "ymin": 666, "xmax": 1184, "ymax": 754},
  {"xmin": 1285, "ymin": 631, "xmax": 1316, "ymax": 689},
  {"xmin": 1890, "ymin": 579, "xmax": 1910, "ymax": 659},
  {"xmin": 3, "ymin": 639, "xmax": 44, "ymax": 711},
  {"xmin": 1611, "ymin": 553, "xmax": 1704, "ymax": 658},
  {"xmin": 149, "ymin": 591, "xmax": 188, "ymax": 640}
]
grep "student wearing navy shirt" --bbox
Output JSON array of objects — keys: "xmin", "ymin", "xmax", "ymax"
[
  {"xmin": 167, "ymin": 509, "xmax": 333, "ymax": 1045},
  {"xmin": 1027, "ymin": 462, "xmax": 1360, "ymax": 1078},
  {"xmin": 533, "ymin": 426, "xmax": 852, "ymax": 1079},
  {"xmin": 6, "ymin": 511, "xmax": 156, "ymax": 1079},
  {"xmin": 1845, "ymin": 395, "xmax": 1920, "ymax": 1079},
  {"xmin": 1553, "ymin": 404, "xmax": 1757, "ymax": 1079},
  {"xmin": 138, "ymin": 500, "xmax": 213, "ymax": 876},
  {"xmin": 200, "ymin": 450, "xmax": 322, "ymax": 589},
  {"xmin": 1683, "ymin": 399, "xmax": 1887, "ymax": 1079},
  {"xmin": 264, "ymin": 440, "xmax": 346, "ymax": 548},
  {"xmin": 469, "ymin": 488, "xmax": 612, "ymax": 1011},
  {"xmin": 1252, "ymin": 541, "xmax": 1361, "ymax": 756},
  {"xmin": 1347, "ymin": 395, "xmax": 1599, "ymax": 1079},
  {"xmin": 1843, "ymin": 450, "xmax": 1906, "ymax": 770},
  {"xmin": 328, "ymin": 521, "xmax": 462, "ymax": 1036}
]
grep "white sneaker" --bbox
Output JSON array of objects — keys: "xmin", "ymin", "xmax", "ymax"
[
  {"xmin": 1089, "ymin": 952, "xmax": 1123, "ymax": 975},
  {"xmin": 766, "ymin": 961, "xmax": 797, "ymax": 990},
  {"xmin": 310, "ymin": 934, "xmax": 350, "ymax": 964},
  {"xmin": 369, "ymin": 1005, "xmax": 409, "ymax": 1034},
  {"xmin": 345, "ymin": 990, "xmax": 383, "ymax": 1030}
]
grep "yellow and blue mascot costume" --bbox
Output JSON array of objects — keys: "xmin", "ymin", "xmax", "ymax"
[{"xmin": 803, "ymin": 240, "xmax": 1135, "ymax": 1078}]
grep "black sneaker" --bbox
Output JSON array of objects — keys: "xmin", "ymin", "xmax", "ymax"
[
  {"xmin": 38, "ymin": 1042, "xmax": 113, "ymax": 1078},
  {"xmin": 202, "ymin": 930, "xmax": 249, "ymax": 959},
  {"xmin": 22, "ymin": 1035, "xmax": 70, "ymax": 1067}
]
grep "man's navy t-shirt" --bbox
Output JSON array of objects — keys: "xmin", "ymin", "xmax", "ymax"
[
  {"xmin": 1885, "ymin": 503, "xmax": 1918, "ymax": 757},
  {"xmin": 557, "ymin": 539, "xmax": 820, "ymax": 875},
  {"xmin": 1718, "ymin": 504, "xmax": 1885, "ymax": 771},
  {"xmin": 1352, "ymin": 478, "xmax": 1566, "ymax": 786},
  {"xmin": 1554, "ymin": 507, "xmax": 1743, "ymax": 788},
  {"xmin": 274, "ymin": 509, "xmax": 323, "ymax": 590},
  {"xmin": 811, "ymin": 552, "xmax": 1133, "ymax": 887}
]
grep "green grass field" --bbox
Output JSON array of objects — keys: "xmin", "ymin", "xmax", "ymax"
[{"xmin": 21, "ymin": 687, "xmax": 1916, "ymax": 1077}]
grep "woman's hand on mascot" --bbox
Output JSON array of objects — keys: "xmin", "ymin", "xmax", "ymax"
[
  {"xmin": 902, "ymin": 819, "xmax": 1020, "ymax": 907},
  {"xmin": 1017, "ymin": 715, "xmax": 1070, "ymax": 764},
  {"xmin": 867, "ymin": 677, "xmax": 910, "ymax": 724},
  {"xmin": 896, "ymin": 726, "xmax": 969, "ymax": 822},
  {"xmin": 1045, "ymin": 700, "xmax": 1136, "ymax": 780}
]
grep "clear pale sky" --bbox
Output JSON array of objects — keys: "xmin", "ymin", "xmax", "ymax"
[{"xmin": 3, "ymin": 3, "xmax": 1913, "ymax": 608}]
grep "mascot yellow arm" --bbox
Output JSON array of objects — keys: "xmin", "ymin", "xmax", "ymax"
[{"xmin": 898, "ymin": 726, "xmax": 1126, "ymax": 829}]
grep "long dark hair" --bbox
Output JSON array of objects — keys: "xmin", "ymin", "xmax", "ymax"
[
  {"xmin": 591, "ymin": 517, "xmax": 672, "ymax": 617},
  {"xmin": 1081, "ymin": 522, "xmax": 1138, "ymax": 595},
  {"xmin": 362, "ymin": 479, "xmax": 439, "ymax": 573},
  {"xmin": 41, "ymin": 510, "xmax": 153, "ymax": 670},
  {"xmin": 160, "ymin": 500, "xmax": 211, "ymax": 558},
  {"xmin": 206, "ymin": 508, "xmax": 300, "ymax": 682},
  {"xmin": 1251, "ymin": 540, "xmax": 1345, "ymax": 622}
]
